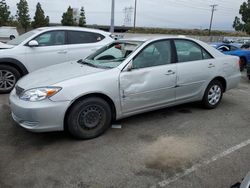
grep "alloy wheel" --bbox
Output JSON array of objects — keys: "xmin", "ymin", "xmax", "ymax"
[
  {"xmin": 208, "ymin": 85, "xmax": 222, "ymax": 106},
  {"xmin": 0, "ymin": 70, "xmax": 16, "ymax": 90}
]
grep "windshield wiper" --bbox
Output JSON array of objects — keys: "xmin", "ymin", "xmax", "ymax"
[
  {"xmin": 77, "ymin": 59, "xmax": 113, "ymax": 69},
  {"xmin": 77, "ymin": 59, "xmax": 100, "ymax": 68}
]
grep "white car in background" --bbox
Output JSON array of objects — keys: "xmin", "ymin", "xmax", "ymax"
[
  {"xmin": 0, "ymin": 26, "xmax": 19, "ymax": 41},
  {"xmin": 0, "ymin": 26, "xmax": 113, "ymax": 93}
]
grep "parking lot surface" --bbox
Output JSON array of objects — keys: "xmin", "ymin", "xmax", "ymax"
[{"xmin": 0, "ymin": 74, "xmax": 250, "ymax": 188}]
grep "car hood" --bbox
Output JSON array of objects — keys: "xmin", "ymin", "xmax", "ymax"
[
  {"xmin": 0, "ymin": 42, "xmax": 14, "ymax": 49},
  {"xmin": 17, "ymin": 61, "xmax": 106, "ymax": 89}
]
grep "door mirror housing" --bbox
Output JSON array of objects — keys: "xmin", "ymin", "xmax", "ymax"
[
  {"xmin": 28, "ymin": 40, "xmax": 39, "ymax": 47},
  {"xmin": 125, "ymin": 60, "xmax": 133, "ymax": 72}
]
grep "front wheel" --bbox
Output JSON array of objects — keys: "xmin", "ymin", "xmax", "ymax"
[
  {"xmin": 0, "ymin": 65, "xmax": 21, "ymax": 94},
  {"xmin": 67, "ymin": 97, "xmax": 112, "ymax": 139},
  {"xmin": 202, "ymin": 80, "xmax": 223, "ymax": 109}
]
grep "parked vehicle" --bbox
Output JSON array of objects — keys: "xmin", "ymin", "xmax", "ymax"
[
  {"xmin": 0, "ymin": 26, "xmax": 113, "ymax": 93},
  {"xmin": 9, "ymin": 37, "xmax": 241, "ymax": 139},
  {"xmin": 0, "ymin": 26, "xmax": 19, "ymax": 42},
  {"xmin": 231, "ymin": 170, "xmax": 250, "ymax": 188},
  {"xmin": 211, "ymin": 42, "xmax": 250, "ymax": 71}
]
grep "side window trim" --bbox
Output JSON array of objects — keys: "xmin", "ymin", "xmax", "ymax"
[
  {"xmin": 25, "ymin": 30, "xmax": 66, "ymax": 47},
  {"xmin": 173, "ymin": 39, "xmax": 214, "ymax": 63}
]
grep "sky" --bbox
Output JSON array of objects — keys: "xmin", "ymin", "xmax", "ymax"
[{"xmin": 6, "ymin": 0, "xmax": 246, "ymax": 30}]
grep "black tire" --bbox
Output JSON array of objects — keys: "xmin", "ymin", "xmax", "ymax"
[
  {"xmin": 202, "ymin": 80, "xmax": 223, "ymax": 109},
  {"xmin": 240, "ymin": 57, "xmax": 246, "ymax": 72},
  {"xmin": 0, "ymin": 65, "xmax": 21, "ymax": 94},
  {"xmin": 248, "ymin": 76, "xmax": 250, "ymax": 80},
  {"xmin": 9, "ymin": 35, "xmax": 15, "ymax": 40},
  {"xmin": 67, "ymin": 97, "xmax": 112, "ymax": 139}
]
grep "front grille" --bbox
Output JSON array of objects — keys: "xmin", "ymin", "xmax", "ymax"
[{"xmin": 15, "ymin": 85, "xmax": 24, "ymax": 96}]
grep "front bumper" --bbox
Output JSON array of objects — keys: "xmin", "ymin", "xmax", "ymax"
[{"xmin": 9, "ymin": 89, "xmax": 71, "ymax": 132}]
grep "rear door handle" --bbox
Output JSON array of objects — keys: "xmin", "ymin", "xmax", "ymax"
[
  {"xmin": 165, "ymin": 70, "xmax": 175, "ymax": 75},
  {"xmin": 58, "ymin": 50, "xmax": 67, "ymax": 54},
  {"xmin": 208, "ymin": 63, "xmax": 215, "ymax": 68}
]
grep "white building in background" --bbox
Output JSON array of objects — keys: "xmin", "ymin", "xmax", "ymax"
[{"xmin": 73, "ymin": 8, "xmax": 80, "ymax": 24}]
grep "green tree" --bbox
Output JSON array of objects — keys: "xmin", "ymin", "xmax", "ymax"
[
  {"xmin": 32, "ymin": 2, "xmax": 49, "ymax": 28},
  {"xmin": 79, "ymin": 6, "xmax": 86, "ymax": 27},
  {"xmin": 233, "ymin": 16, "xmax": 244, "ymax": 31},
  {"xmin": 233, "ymin": 0, "xmax": 250, "ymax": 34},
  {"xmin": 16, "ymin": 0, "xmax": 30, "ymax": 31},
  {"xmin": 61, "ymin": 6, "xmax": 75, "ymax": 26},
  {"xmin": 0, "ymin": 0, "xmax": 11, "ymax": 26}
]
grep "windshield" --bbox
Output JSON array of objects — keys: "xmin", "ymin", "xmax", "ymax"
[
  {"xmin": 83, "ymin": 41, "xmax": 142, "ymax": 69},
  {"xmin": 7, "ymin": 30, "xmax": 36, "ymax": 45}
]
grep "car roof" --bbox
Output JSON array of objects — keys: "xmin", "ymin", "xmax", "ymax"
[
  {"xmin": 34, "ymin": 26, "xmax": 111, "ymax": 35},
  {"xmin": 118, "ymin": 35, "xmax": 189, "ymax": 43}
]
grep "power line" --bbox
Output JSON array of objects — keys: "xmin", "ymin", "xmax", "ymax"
[{"xmin": 209, "ymin": 4, "xmax": 218, "ymax": 35}]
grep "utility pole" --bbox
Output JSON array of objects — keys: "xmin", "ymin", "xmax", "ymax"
[
  {"xmin": 209, "ymin": 4, "xmax": 218, "ymax": 36},
  {"xmin": 133, "ymin": 0, "xmax": 137, "ymax": 32},
  {"xmin": 110, "ymin": 0, "xmax": 115, "ymax": 33}
]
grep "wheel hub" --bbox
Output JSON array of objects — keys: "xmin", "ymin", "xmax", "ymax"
[
  {"xmin": 79, "ymin": 106, "xmax": 102, "ymax": 129},
  {"xmin": 208, "ymin": 85, "xmax": 221, "ymax": 105},
  {"xmin": 0, "ymin": 70, "xmax": 16, "ymax": 90}
]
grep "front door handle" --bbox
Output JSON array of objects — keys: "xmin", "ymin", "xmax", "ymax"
[
  {"xmin": 208, "ymin": 63, "xmax": 215, "ymax": 68},
  {"xmin": 165, "ymin": 70, "xmax": 175, "ymax": 75},
  {"xmin": 58, "ymin": 50, "xmax": 67, "ymax": 54}
]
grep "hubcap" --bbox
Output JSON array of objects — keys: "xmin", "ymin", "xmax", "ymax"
[
  {"xmin": 0, "ymin": 70, "xmax": 16, "ymax": 90},
  {"xmin": 208, "ymin": 85, "xmax": 222, "ymax": 105},
  {"xmin": 78, "ymin": 106, "xmax": 103, "ymax": 129}
]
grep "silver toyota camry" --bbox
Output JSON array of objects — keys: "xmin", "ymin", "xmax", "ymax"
[{"xmin": 9, "ymin": 36, "xmax": 241, "ymax": 139}]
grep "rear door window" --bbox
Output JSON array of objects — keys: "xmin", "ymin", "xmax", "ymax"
[
  {"xmin": 67, "ymin": 31, "xmax": 105, "ymax": 44},
  {"xmin": 174, "ymin": 40, "xmax": 212, "ymax": 62}
]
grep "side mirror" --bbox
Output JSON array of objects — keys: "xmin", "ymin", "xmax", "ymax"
[
  {"xmin": 28, "ymin": 40, "xmax": 39, "ymax": 47},
  {"xmin": 126, "ymin": 60, "xmax": 133, "ymax": 72}
]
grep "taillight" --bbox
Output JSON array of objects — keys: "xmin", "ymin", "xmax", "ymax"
[{"xmin": 238, "ymin": 59, "xmax": 241, "ymax": 70}]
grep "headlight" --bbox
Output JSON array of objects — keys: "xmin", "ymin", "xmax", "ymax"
[{"xmin": 20, "ymin": 87, "xmax": 61, "ymax": 102}]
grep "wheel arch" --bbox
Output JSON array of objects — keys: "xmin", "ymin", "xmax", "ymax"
[
  {"xmin": 0, "ymin": 58, "xmax": 28, "ymax": 76},
  {"xmin": 210, "ymin": 76, "xmax": 227, "ymax": 92},
  {"xmin": 63, "ymin": 93, "xmax": 117, "ymax": 130}
]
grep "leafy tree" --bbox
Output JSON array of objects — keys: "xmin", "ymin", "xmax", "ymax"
[
  {"xmin": 0, "ymin": 0, "xmax": 11, "ymax": 26},
  {"xmin": 32, "ymin": 2, "xmax": 49, "ymax": 28},
  {"xmin": 233, "ymin": 0, "xmax": 250, "ymax": 34},
  {"xmin": 61, "ymin": 6, "xmax": 75, "ymax": 26},
  {"xmin": 79, "ymin": 6, "xmax": 86, "ymax": 27},
  {"xmin": 233, "ymin": 16, "xmax": 244, "ymax": 31},
  {"xmin": 16, "ymin": 0, "xmax": 30, "ymax": 31}
]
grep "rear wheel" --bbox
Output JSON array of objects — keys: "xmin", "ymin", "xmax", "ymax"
[
  {"xmin": 67, "ymin": 97, "xmax": 112, "ymax": 139},
  {"xmin": 202, "ymin": 80, "xmax": 223, "ymax": 109},
  {"xmin": 0, "ymin": 65, "xmax": 20, "ymax": 94}
]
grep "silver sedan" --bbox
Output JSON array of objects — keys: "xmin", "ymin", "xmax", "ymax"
[{"xmin": 9, "ymin": 37, "xmax": 241, "ymax": 139}]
